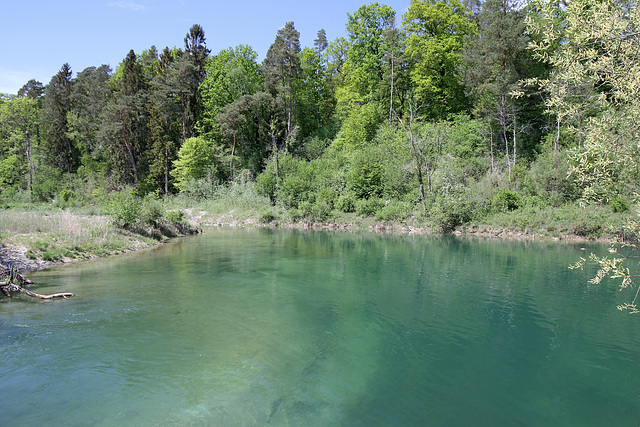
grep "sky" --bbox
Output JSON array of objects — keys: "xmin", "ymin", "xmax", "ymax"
[{"xmin": 1, "ymin": 0, "xmax": 411, "ymax": 95}]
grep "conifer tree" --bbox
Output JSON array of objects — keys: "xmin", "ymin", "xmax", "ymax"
[
  {"xmin": 99, "ymin": 50, "xmax": 149, "ymax": 185},
  {"xmin": 183, "ymin": 24, "xmax": 210, "ymax": 138},
  {"xmin": 460, "ymin": 0, "xmax": 530, "ymax": 176},
  {"xmin": 43, "ymin": 63, "xmax": 77, "ymax": 174},
  {"xmin": 263, "ymin": 22, "xmax": 301, "ymax": 142},
  {"xmin": 149, "ymin": 47, "xmax": 182, "ymax": 194}
]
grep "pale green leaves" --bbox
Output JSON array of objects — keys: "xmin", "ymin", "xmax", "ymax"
[{"xmin": 526, "ymin": 0, "xmax": 640, "ymax": 202}]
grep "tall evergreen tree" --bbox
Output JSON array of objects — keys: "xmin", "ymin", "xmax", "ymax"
[
  {"xmin": 149, "ymin": 47, "xmax": 182, "ymax": 194},
  {"xmin": 314, "ymin": 29, "xmax": 329, "ymax": 58},
  {"xmin": 67, "ymin": 65, "xmax": 112, "ymax": 158},
  {"xmin": 461, "ymin": 0, "xmax": 537, "ymax": 176},
  {"xmin": 263, "ymin": 22, "xmax": 302, "ymax": 142},
  {"xmin": 18, "ymin": 79, "xmax": 44, "ymax": 101},
  {"xmin": 42, "ymin": 63, "xmax": 78, "ymax": 174},
  {"xmin": 183, "ymin": 24, "xmax": 210, "ymax": 138},
  {"xmin": 98, "ymin": 50, "xmax": 149, "ymax": 185}
]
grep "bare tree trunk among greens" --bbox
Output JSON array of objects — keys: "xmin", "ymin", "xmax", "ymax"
[{"xmin": 393, "ymin": 96, "xmax": 445, "ymax": 216}]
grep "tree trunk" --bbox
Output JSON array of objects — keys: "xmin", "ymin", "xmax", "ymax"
[
  {"xmin": 489, "ymin": 119, "xmax": 495, "ymax": 173},
  {"xmin": 501, "ymin": 94, "xmax": 511, "ymax": 180},
  {"xmin": 512, "ymin": 106, "xmax": 517, "ymax": 169},
  {"xmin": 230, "ymin": 133, "xmax": 237, "ymax": 180},
  {"xmin": 389, "ymin": 45, "xmax": 395, "ymax": 127},
  {"xmin": 119, "ymin": 111, "xmax": 139, "ymax": 183}
]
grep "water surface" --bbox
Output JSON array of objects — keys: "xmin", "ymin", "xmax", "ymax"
[{"xmin": 1, "ymin": 229, "xmax": 639, "ymax": 426}]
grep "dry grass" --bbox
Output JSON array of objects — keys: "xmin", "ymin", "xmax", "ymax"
[{"xmin": 0, "ymin": 209, "xmax": 157, "ymax": 262}]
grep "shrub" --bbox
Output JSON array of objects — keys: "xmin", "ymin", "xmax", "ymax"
[
  {"xmin": 356, "ymin": 198, "xmax": 386, "ymax": 217},
  {"xmin": 316, "ymin": 188, "xmax": 337, "ymax": 207},
  {"xmin": 298, "ymin": 200, "xmax": 314, "ymax": 217},
  {"xmin": 375, "ymin": 200, "xmax": 411, "ymax": 222},
  {"xmin": 0, "ymin": 154, "xmax": 22, "ymax": 189},
  {"xmin": 429, "ymin": 196, "xmax": 473, "ymax": 233},
  {"xmin": 141, "ymin": 195, "xmax": 164, "ymax": 225},
  {"xmin": 32, "ymin": 164, "xmax": 63, "ymax": 201},
  {"xmin": 180, "ymin": 177, "xmax": 217, "ymax": 201},
  {"xmin": 610, "ymin": 196, "xmax": 630, "ymax": 213},
  {"xmin": 171, "ymin": 137, "xmax": 216, "ymax": 192},
  {"xmin": 349, "ymin": 158, "xmax": 384, "ymax": 200},
  {"xmin": 165, "ymin": 210, "xmax": 185, "ymax": 226},
  {"xmin": 274, "ymin": 156, "xmax": 317, "ymax": 209},
  {"xmin": 103, "ymin": 189, "xmax": 139, "ymax": 227},
  {"xmin": 523, "ymin": 149, "xmax": 579, "ymax": 205},
  {"xmin": 219, "ymin": 177, "xmax": 269, "ymax": 210},
  {"xmin": 302, "ymin": 136, "xmax": 331, "ymax": 160},
  {"xmin": 258, "ymin": 207, "xmax": 278, "ymax": 223},
  {"xmin": 493, "ymin": 189, "xmax": 521, "ymax": 213},
  {"xmin": 59, "ymin": 189, "xmax": 72, "ymax": 202},
  {"xmin": 311, "ymin": 200, "xmax": 333, "ymax": 222},
  {"xmin": 336, "ymin": 193, "xmax": 356, "ymax": 213},
  {"xmin": 256, "ymin": 172, "xmax": 276, "ymax": 205}
]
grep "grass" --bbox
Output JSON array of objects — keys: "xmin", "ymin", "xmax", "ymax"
[
  {"xmin": 2, "ymin": 182, "xmax": 635, "ymax": 271},
  {"xmin": 467, "ymin": 203, "xmax": 636, "ymax": 240},
  {"xmin": 0, "ymin": 209, "xmax": 159, "ymax": 263},
  {"xmin": 166, "ymin": 179, "xmax": 271, "ymax": 226}
]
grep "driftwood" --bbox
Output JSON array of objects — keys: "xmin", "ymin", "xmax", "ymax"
[
  {"xmin": 0, "ymin": 282, "xmax": 76, "ymax": 299},
  {"xmin": 0, "ymin": 261, "xmax": 76, "ymax": 300}
]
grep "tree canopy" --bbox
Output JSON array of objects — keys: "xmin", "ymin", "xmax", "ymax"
[{"xmin": 1, "ymin": 2, "xmax": 639, "ymax": 252}]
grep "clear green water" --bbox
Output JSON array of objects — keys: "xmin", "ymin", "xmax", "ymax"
[{"xmin": 1, "ymin": 229, "xmax": 639, "ymax": 426}]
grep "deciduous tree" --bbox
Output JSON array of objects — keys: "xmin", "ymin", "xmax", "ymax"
[
  {"xmin": 526, "ymin": 0, "xmax": 640, "ymax": 202},
  {"xmin": 403, "ymin": 0, "xmax": 475, "ymax": 118}
]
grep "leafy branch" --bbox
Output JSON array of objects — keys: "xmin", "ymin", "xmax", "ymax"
[{"xmin": 570, "ymin": 229, "xmax": 640, "ymax": 313}]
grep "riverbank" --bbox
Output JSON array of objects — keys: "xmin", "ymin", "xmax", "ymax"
[
  {"xmin": 0, "ymin": 209, "xmax": 199, "ymax": 274},
  {"xmin": 0, "ymin": 204, "xmax": 629, "ymax": 276}
]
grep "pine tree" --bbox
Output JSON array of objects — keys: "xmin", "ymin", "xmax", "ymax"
[
  {"xmin": 263, "ymin": 22, "xmax": 301, "ymax": 142},
  {"xmin": 43, "ymin": 63, "xmax": 78, "ymax": 174},
  {"xmin": 68, "ymin": 65, "xmax": 112, "ymax": 158},
  {"xmin": 149, "ymin": 48, "xmax": 182, "ymax": 194},
  {"xmin": 461, "ymin": 0, "xmax": 532, "ymax": 176},
  {"xmin": 183, "ymin": 24, "xmax": 210, "ymax": 138},
  {"xmin": 98, "ymin": 50, "xmax": 149, "ymax": 185}
]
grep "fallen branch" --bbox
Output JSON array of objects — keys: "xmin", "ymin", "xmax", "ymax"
[
  {"xmin": 0, "ymin": 261, "xmax": 76, "ymax": 300},
  {"xmin": 0, "ymin": 282, "xmax": 76, "ymax": 299}
]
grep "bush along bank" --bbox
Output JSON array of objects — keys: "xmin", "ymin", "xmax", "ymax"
[{"xmin": 0, "ymin": 190, "xmax": 200, "ymax": 272}]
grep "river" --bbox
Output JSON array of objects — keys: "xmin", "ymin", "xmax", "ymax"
[{"xmin": 1, "ymin": 228, "xmax": 639, "ymax": 426}]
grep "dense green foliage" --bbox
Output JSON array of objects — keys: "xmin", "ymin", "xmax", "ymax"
[{"xmin": 1, "ymin": 2, "xmax": 639, "ymax": 235}]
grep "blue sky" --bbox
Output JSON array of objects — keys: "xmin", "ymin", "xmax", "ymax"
[{"xmin": 1, "ymin": 0, "xmax": 411, "ymax": 95}]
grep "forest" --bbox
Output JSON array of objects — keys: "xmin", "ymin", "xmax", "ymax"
[{"xmin": 1, "ymin": 0, "xmax": 639, "ymax": 236}]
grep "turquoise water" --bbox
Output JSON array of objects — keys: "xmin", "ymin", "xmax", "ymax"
[{"xmin": 1, "ymin": 229, "xmax": 639, "ymax": 426}]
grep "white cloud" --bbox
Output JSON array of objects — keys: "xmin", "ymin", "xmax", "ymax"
[{"xmin": 108, "ymin": 1, "xmax": 146, "ymax": 12}]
